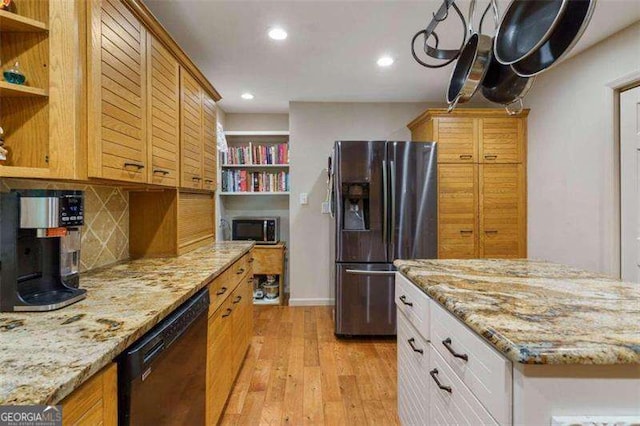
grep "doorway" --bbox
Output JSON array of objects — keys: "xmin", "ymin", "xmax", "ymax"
[{"xmin": 620, "ymin": 85, "xmax": 640, "ymax": 282}]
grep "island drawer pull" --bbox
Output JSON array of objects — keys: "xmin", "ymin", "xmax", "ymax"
[
  {"xmin": 192, "ymin": 176, "xmax": 202, "ymax": 181},
  {"xmin": 484, "ymin": 230, "xmax": 499, "ymax": 234},
  {"xmin": 459, "ymin": 229, "xmax": 473, "ymax": 234},
  {"xmin": 205, "ymin": 179, "xmax": 214, "ymax": 184},
  {"xmin": 484, "ymin": 154, "xmax": 498, "ymax": 160},
  {"xmin": 221, "ymin": 308, "xmax": 232, "ymax": 318},
  {"xmin": 399, "ymin": 295, "xmax": 413, "ymax": 307},
  {"xmin": 442, "ymin": 337, "xmax": 469, "ymax": 361},
  {"xmin": 430, "ymin": 368, "xmax": 452, "ymax": 393},
  {"xmin": 216, "ymin": 286, "xmax": 228, "ymax": 296},
  {"xmin": 459, "ymin": 154, "xmax": 473, "ymax": 160},
  {"xmin": 236, "ymin": 268, "xmax": 245, "ymax": 275},
  {"xmin": 407, "ymin": 338, "xmax": 423, "ymax": 354},
  {"xmin": 233, "ymin": 296, "xmax": 242, "ymax": 304},
  {"xmin": 153, "ymin": 168, "xmax": 170, "ymax": 176},
  {"xmin": 248, "ymin": 258, "xmax": 254, "ymax": 263}
]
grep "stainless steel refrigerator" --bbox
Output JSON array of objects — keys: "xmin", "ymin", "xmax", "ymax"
[{"xmin": 331, "ymin": 140, "xmax": 437, "ymax": 336}]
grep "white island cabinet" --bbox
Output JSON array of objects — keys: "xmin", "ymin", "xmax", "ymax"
[{"xmin": 395, "ymin": 271, "xmax": 640, "ymax": 426}]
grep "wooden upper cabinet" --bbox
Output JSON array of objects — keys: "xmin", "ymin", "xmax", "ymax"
[
  {"xmin": 480, "ymin": 118, "xmax": 525, "ymax": 163},
  {"xmin": 180, "ymin": 70, "xmax": 203, "ymax": 189},
  {"xmin": 147, "ymin": 35, "xmax": 180, "ymax": 187},
  {"xmin": 479, "ymin": 164, "xmax": 526, "ymax": 258},
  {"xmin": 438, "ymin": 164, "xmax": 479, "ymax": 259},
  {"xmin": 88, "ymin": 0, "xmax": 148, "ymax": 183},
  {"xmin": 202, "ymin": 93, "xmax": 217, "ymax": 191},
  {"xmin": 433, "ymin": 117, "xmax": 478, "ymax": 163}
]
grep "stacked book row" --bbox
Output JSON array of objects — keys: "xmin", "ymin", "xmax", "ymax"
[
  {"xmin": 222, "ymin": 143, "xmax": 289, "ymax": 165},
  {"xmin": 221, "ymin": 170, "xmax": 290, "ymax": 193}
]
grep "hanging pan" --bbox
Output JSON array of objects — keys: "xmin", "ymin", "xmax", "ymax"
[
  {"xmin": 446, "ymin": 0, "xmax": 493, "ymax": 112},
  {"xmin": 510, "ymin": 0, "xmax": 597, "ymax": 77}
]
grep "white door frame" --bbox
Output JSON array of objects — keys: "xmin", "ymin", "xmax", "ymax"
[{"xmin": 607, "ymin": 70, "xmax": 640, "ymax": 278}]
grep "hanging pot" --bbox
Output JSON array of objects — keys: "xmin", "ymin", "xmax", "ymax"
[
  {"xmin": 493, "ymin": 0, "xmax": 569, "ymax": 65},
  {"xmin": 446, "ymin": 0, "xmax": 492, "ymax": 112},
  {"xmin": 510, "ymin": 0, "xmax": 597, "ymax": 77},
  {"xmin": 481, "ymin": 57, "xmax": 534, "ymax": 115}
]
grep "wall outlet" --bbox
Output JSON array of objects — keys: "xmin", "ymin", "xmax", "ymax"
[
  {"xmin": 321, "ymin": 201, "xmax": 330, "ymax": 214},
  {"xmin": 299, "ymin": 192, "xmax": 308, "ymax": 205}
]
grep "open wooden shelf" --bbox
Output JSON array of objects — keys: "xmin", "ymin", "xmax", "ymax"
[
  {"xmin": 0, "ymin": 10, "xmax": 48, "ymax": 32},
  {"xmin": 253, "ymin": 296, "xmax": 280, "ymax": 305},
  {"xmin": 0, "ymin": 81, "xmax": 48, "ymax": 97},
  {"xmin": 222, "ymin": 164, "xmax": 289, "ymax": 169},
  {"xmin": 219, "ymin": 192, "xmax": 290, "ymax": 196}
]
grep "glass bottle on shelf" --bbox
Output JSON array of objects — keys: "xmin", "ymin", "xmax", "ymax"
[{"xmin": 3, "ymin": 62, "xmax": 26, "ymax": 85}]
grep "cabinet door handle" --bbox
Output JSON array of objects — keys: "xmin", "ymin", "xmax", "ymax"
[
  {"xmin": 442, "ymin": 337, "xmax": 469, "ymax": 361},
  {"xmin": 399, "ymin": 295, "xmax": 413, "ymax": 307},
  {"xmin": 248, "ymin": 258, "xmax": 254, "ymax": 263},
  {"xmin": 233, "ymin": 296, "xmax": 242, "ymax": 304},
  {"xmin": 153, "ymin": 168, "xmax": 170, "ymax": 176},
  {"xmin": 484, "ymin": 230, "xmax": 499, "ymax": 234},
  {"xmin": 236, "ymin": 268, "xmax": 245, "ymax": 275},
  {"xmin": 407, "ymin": 338, "xmax": 423, "ymax": 354},
  {"xmin": 459, "ymin": 229, "xmax": 473, "ymax": 234},
  {"xmin": 459, "ymin": 154, "xmax": 472, "ymax": 160},
  {"xmin": 216, "ymin": 286, "xmax": 228, "ymax": 296},
  {"xmin": 484, "ymin": 155, "xmax": 498, "ymax": 160},
  {"xmin": 222, "ymin": 308, "xmax": 232, "ymax": 318},
  {"xmin": 204, "ymin": 179, "xmax": 214, "ymax": 183},
  {"xmin": 429, "ymin": 368, "xmax": 452, "ymax": 393},
  {"xmin": 124, "ymin": 162, "xmax": 145, "ymax": 170},
  {"xmin": 192, "ymin": 176, "xmax": 202, "ymax": 181}
]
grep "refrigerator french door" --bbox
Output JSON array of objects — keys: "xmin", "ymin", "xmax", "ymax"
[{"xmin": 333, "ymin": 140, "xmax": 437, "ymax": 336}]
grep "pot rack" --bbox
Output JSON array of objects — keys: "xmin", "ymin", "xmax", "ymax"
[{"xmin": 411, "ymin": 0, "xmax": 496, "ymax": 69}]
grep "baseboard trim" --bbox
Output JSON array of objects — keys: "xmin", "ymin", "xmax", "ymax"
[{"xmin": 288, "ymin": 298, "xmax": 335, "ymax": 306}]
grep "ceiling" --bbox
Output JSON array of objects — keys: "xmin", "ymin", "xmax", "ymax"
[{"xmin": 144, "ymin": 0, "xmax": 640, "ymax": 113}]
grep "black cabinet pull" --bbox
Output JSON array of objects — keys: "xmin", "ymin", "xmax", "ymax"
[
  {"xmin": 407, "ymin": 338, "xmax": 423, "ymax": 354},
  {"xmin": 216, "ymin": 286, "xmax": 228, "ymax": 296},
  {"xmin": 399, "ymin": 295, "xmax": 413, "ymax": 307},
  {"xmin": 442, "ymin": 338, "xmax": 469, "ymax": 361},
  {"xmin": 484, "ymin": 154, "xmax": 498, "ymax": 160},
  {"xmin": 429, "ymin": 368, "xmax": 452, "ymax": 393},
  {"xmin": 248, "ymin": 258, "xmax": 254, "ymax": 263},
  {"xmin": 236, "ymin": 268, "xmax": 245, "ymax": 275},
  {"xmin": 192, "ymin": 176, "xmax": 202, "ymax": 181},
  {"xmin": 459, "ymin": 154, "xmax": 472, "ymax": 160},
  {"xmin": 233, "ymin": 296, "xmax": 242, "ymax": 304},
  {"xmin": 205, "ymin": 179, "xmax": 214, "ymax": 183},
  {"xmin": 153, "ymin": 169, "xmax": 170, "ymax": 176},
  {"xmin": 124, "ymin": 162, "xmax": 145, "ymax": 170},
  {"xmin": 221, "ymin": 308, "xmax": 232, "ymax": 318}
]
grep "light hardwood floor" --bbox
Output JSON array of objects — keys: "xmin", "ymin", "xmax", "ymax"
[{"xmin": 219, "ymin": 306, "xmax": 400, "ymax": 425}]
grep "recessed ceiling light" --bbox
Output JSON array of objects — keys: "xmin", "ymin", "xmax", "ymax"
[
  {"xmin": 241, "ymin": 93, "xmax": 254, "ymax": 100},
  {"xmin": 268, "ymin": 27, "xmax": 288, "ymax": 40},
  {"xmin": 377, "ymin": 56, "xmax": 394, "ymax": 67}
]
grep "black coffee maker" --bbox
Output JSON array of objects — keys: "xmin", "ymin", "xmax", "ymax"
[{"xmin": 0, "ymin": 189, "xmax": 86, "ymax": 311}]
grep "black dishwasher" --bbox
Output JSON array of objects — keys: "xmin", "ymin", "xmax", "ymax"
[{"xmin": 118, "ymin": 288, "xmax": 209, "ymax": 426}]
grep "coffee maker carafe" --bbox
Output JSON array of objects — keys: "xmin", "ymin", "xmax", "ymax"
[{"xmin": 0, "ymin": 190, "xmax": 86, "ymax": 311}]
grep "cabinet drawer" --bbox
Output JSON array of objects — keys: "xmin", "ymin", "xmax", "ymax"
[
  {"xmin": 397, "ymin": 310, "xmax": 430, "ymax": 426},
  {"xmin": 430, "ymin": 346, "xmax": 498, "ymax": 426},
  {"xmin": 430, "ymin": 302, "xmax": 511, "ymax": 425},
  {"xmin": 252, "ymin": 246, "xmax": 284, "ymax": 275},
  {"xmin": 395, "ymin": 273, "xmax": 430, "ymax": 341}
]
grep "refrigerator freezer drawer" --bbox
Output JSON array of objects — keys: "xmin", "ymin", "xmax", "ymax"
[{"xmin": 335, "ymin": 263, "xmax": 396, "ymax": 336}]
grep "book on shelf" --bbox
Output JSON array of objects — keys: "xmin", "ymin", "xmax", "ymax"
[
  {"xmin": 222, "ymin": 142, "xmax": 289, "ymax": 165},
  {"xmin": 221, "ymin": 169, "xmax": 289, "ymax": 193}
]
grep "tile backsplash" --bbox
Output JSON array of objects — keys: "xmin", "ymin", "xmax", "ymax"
[{"xmin": 1, "ymin": 179, "xmax": 129, "ymax": 272}]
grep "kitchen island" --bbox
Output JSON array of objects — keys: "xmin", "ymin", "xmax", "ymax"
[
  {"xmin": 394, "ymin": 259, "xmax": 640, "ymax": 425},
  {"xmin": 0, "ymin": 241, "xmax": 253, "ymax": 407}
]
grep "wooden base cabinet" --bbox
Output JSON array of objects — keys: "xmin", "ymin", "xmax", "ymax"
[
  {"xmin": 61, "ymin": 363, "xmax": 117, "ymax": 426},
  {"xmin": 206, "ymin": 252, "xmax": 253, "ymax": 426},
  {"xmin": 409, "ymin": 108, "xmax": 528, "ymax": 259},
  {"xmin": 252, "ymin": 243, "xmax": 286, "ymax": 305}
]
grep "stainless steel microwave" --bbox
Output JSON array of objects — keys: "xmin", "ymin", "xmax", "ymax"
[{"xmin": 231, "ymin": 217, "xmax": 279, "ymax": 244}]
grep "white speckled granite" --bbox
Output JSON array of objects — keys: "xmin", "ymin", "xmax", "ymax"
[
  {"xmin": 394, "ymin": 259, "xmax": 640, "ymax": 365},
  {"xmin": 0, "ymin": 242, "xmax": 253, "ymax": 405}
]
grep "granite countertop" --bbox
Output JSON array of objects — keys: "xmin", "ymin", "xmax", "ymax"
[
  {"xmin": 394, "ymin": 259, "xmax": 640, "ymax": 365},
  {"xmin": 0, "ymin": 241, "xmax": 253, "ymax": 405}
]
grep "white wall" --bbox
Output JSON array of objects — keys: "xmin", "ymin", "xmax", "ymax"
[
  {"xmin": 288, "ymin": 102, "xmax": 436, "ymax": 305},
  {"xmin": 225, "ymin": 113, "xmax": 289, "ymax": 131},
  {"xmin": 525, "ymin": 22, "xmax": 640, "ymax": 277}
]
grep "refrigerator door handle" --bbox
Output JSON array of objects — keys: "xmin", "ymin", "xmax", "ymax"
[
  {"xmin": 390, "ymin": 160, "xmax": 397, "ymax": 250},
  {"xmin": 345, "ymin": 269, "xmax": 396, "ymax": 276},
  {"xmin": 382, "ymin": 160, "xmax": 388, "ymax": 244}
]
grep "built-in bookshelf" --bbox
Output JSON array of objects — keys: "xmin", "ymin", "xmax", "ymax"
[{"xmin": 221, "ymin": 131, "xmax": 290, "ymax": 195}]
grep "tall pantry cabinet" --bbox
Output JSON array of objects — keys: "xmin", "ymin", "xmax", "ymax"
[{"xmin": 408, "ymin": 109, "xmax": 528, "ymax": 259}]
